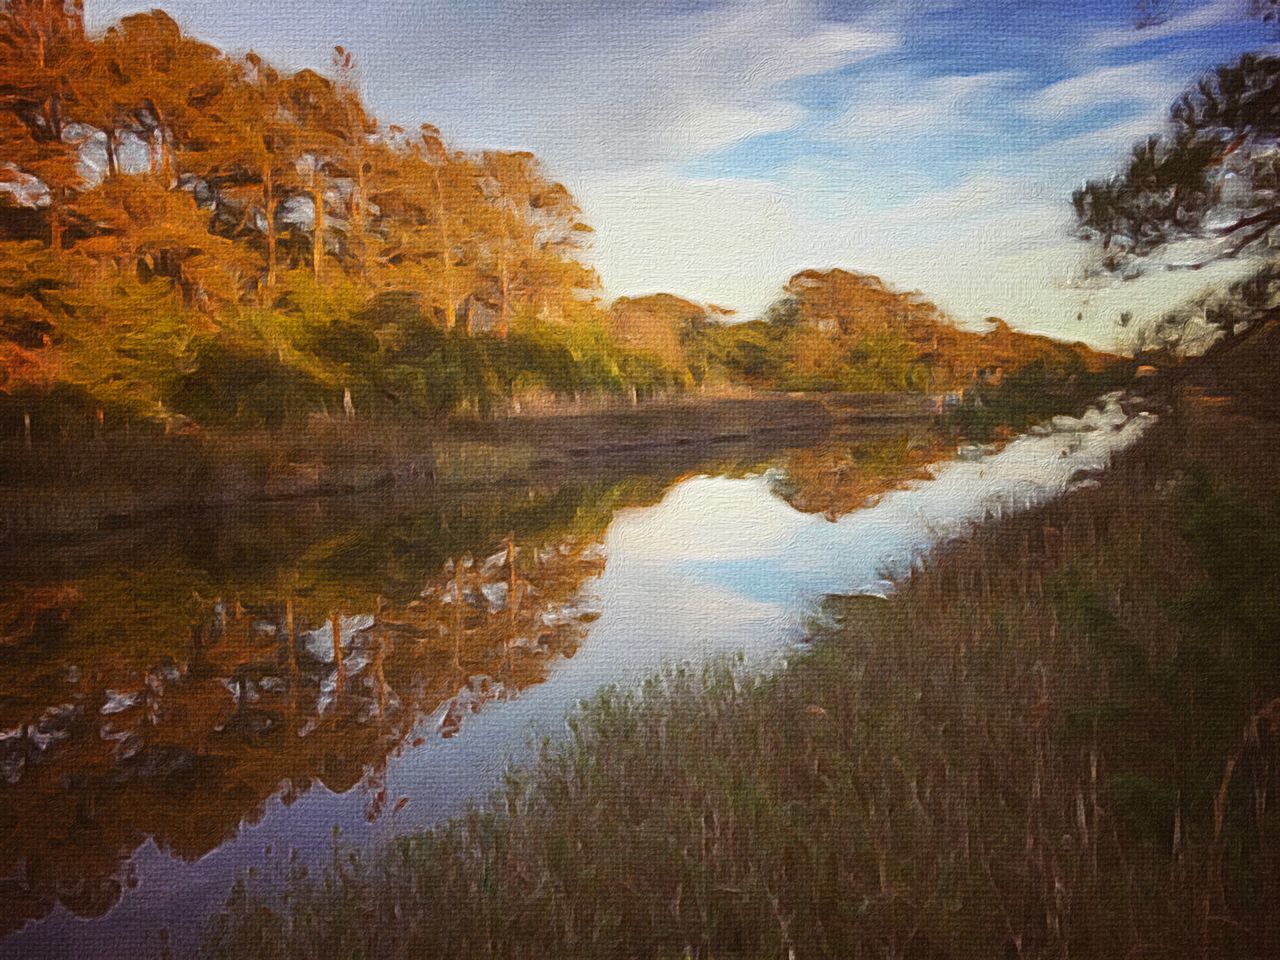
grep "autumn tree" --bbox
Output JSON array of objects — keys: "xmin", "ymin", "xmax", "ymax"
[
  {"xmin": 477, "ymin": 150, "xmax": 594, "ymax": 338},
  {"xmin": 192, "ymin": 53, "xmax": 308, "ymax": 296},
  {"xmin": 68, "ymin": 172, "xmax": 255, "ymax": 308},
  {"xmin": 0, "ymin": 0, "xmax": 88, "ymax": 252},
  {"xmin": 0, "ymin": 1, "xmax": 87, "ymax": 430},
  {"xmin": 279, "ymin": 67, "xmax": 359, "ymax": 283},
  {"xmin": 0, "ymin": 2, "xmax": 673, "ymax": 429},
  {"xmin": 91, "ymin": 11, "xmax": 228, "ymax": 184},
  {"xmin": 0, "ymin": 238, "xmax": 67, "ymax": 402},
  {"xmin": 608, "ymin": 294, "xmax": 708, "ymax": 375},
  {"xmin": 362, "ymin": 124, "xmax": 486, "ymax": 331}
]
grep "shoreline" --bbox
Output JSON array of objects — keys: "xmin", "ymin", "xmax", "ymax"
[{"xmin": 1, "ymin": 393, "xmax": 936, "ymax": 547}]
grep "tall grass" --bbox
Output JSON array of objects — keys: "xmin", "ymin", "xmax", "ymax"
[{"xmin": 199, "ymin": 394, "xmax": 1280, "ymax": 959}]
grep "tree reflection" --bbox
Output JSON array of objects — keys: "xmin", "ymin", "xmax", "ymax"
[{"xmin": 0, "ymin": 478, "xmax": 647, "ymax": 934}]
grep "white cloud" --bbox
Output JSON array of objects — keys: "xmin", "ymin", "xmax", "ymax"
[
  {"xmin": 1082, "ymin": 0, "xmax": 1243, "ymax": 51},
  {"xmin": 825, "ymin": 69, "xmax": 1024, "ymax": 141},
  {"xmin": 1029, "ymin": 116, "xmax": 1165, "ymax": 168},
  {"xmin": 1021, "ymin": 62, "xmax": 1184, "ymax": 122},
  {"xmin": 372, "ymin": 0, "xmax": 900, "ymax": 172}
]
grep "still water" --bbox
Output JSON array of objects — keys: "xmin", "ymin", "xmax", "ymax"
[{"xmin": 0, "ymin": 395, "xmax": 1150, "ymax": 958}]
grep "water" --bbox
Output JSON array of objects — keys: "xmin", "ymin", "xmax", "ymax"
[{"xmin": 0, "ymin": 395, "xmax": 1150, "ymax": 958}]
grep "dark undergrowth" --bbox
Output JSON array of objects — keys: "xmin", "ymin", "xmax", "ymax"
[
  {"xmin": 0, "ymin": 393, "xmax": 831, "ymax": 543},
  {"xmin": 197, "ymin": 391, "xmax": 1280, "ymax": 959}
]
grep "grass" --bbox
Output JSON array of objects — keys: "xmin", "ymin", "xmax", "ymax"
[{"xmin": 195, "ymin": 386, "xmax": 1280, "ymax": 959}]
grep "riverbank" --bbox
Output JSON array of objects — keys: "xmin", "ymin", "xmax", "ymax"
[
  {"xmin": 197, "ymin": 384, "xmax": 1280, "ymax": 960},
  {"xmin": 2, "ymin": 393, "xmax": 930, "ymax": 545}
]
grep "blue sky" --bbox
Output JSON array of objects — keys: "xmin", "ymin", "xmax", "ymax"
[{"xmin": 89, "ymin": 0, "xmax": 1277, "ymax": 347}]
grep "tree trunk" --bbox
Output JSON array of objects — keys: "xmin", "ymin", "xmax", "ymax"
[
  {"xmin": 452, "ymin": 561, "xmax": 463, "ymax": 670},
  {"xmin": 498, "ymin": 255, "xmax": 510, "ymax": 340},
  {"xmin": 432, "ymin": 169, "xmax": 456, "ymax": 330},
  {"xmin": 22, "ymin": 411, "xmax": 32, "ymax": 451},
  {"xmin": 507, "ymin": 535, "xmax": 518, "ymax": 633},
  {"xmin": 285, "ymin": 597, "xmax": 298, "ymax": 719},
  {"xmin": 353, "ymin": 158, "xmax": 366, "ymax": 270},
  {"xmin": 374, "ymin": 595, "xmax": 387, "ymax": 720},
  {"xmin": 311, "ymin": 180, "xmax": 325, "ymax": 281},
  {"xmin": 263, "ymin": 165, "xmax": 277, "ymax": 292},
  {"xmin": 152, "ymin": 105, "xmax": 175, "ymax": 187},
  {"xmin": 49, "ymin": 196, "xmax": 61, "ymax": 254},
  {"xmin": 104, "ymin": 133, "xmax": 118, "ymax": 177},
  {"xmin": 160, "ymin": 130, "xmax": 173, "ymax": 186},
  {"xmin": 331, "ymin": 611, "xmax": 344, "ymax": 698},
  {"xmin": 285, "ymin": 598, "xmax": 297, "ymax": 675},
  {"xmin": 42, "ymin": 89, "xmax": 63, "ymax": 257}
]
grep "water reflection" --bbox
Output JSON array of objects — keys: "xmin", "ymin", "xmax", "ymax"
[
  {"xmin": 6, "ymin": 408, "xmax": 1111, "ymax": 957},
  {"xmin": 0, "ymin": 469, "xmax": 688, "ymax": 945},
  {"xmin": 773, "ymin": 433, "xmax": 941, "ymax": 519}
]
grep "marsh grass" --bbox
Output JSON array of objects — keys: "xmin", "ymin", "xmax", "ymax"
[{"xmin": 199, "ymin": 394, "xmax": 1280, "ymax": 959}]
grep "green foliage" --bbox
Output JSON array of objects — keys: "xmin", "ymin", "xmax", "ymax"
[
  {"xmin": 682, "ymin": 318, "xmax": 789, "ymax": 386},
  {"xmin": 948, "ymin": 355, "xmax": 1131, "ymax": 439}
]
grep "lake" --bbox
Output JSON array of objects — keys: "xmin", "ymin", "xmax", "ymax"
[{"xmin": 0, "ymin": 394, "xmax": 1150, "ymax": 959}]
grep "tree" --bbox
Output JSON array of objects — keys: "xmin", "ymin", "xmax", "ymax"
[
  {"xmin": 57, "ymin": 271, "xmax": 202, "ymax": 421},
  {"xmin": 67, "ymin": 172, "xmax": 257, "ymax": 309},
  {"xmin": 477, "ymin": 150, "xmax": 594, "ymax": 338},
  {"xmin": 0, "ymin": 0, "xmax": 88, "ymax": 252},
  {"xmin": 364, "ymin": 125, "xmax": 486, "ymax": 330},
  {"xmin": 328, "ymin": 46, "xmax": 378, "ymax": 278},
  {"xmin": 608, "ymin": 294, "xmax": 706, "ymax": 375},
  {"xmin": 1074, "ymin": 53, "xmax": 1280, "ymax": 351},
  {"xmin": 93, "ymin": 11, "xmax": 228, "ymax": 184},
  {"xmin": 280, "ymin": 67, "xmax": 359, "ymax": 283},
  {"xmin": 1074, "ymin": 54, "xmax": 1280, "ymax": 273},
  {"xmin": 0, "ymin": 3, "xmax": 643, "ymax": 428},
  {"xmin": 192, "ymin": 52, "xmax": 316, "ymax": 296},
  {"xmin": 0, "ymin": 238, "xmax": 68, "ymax": 397}
]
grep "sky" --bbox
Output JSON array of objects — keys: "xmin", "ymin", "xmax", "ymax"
[{"xmin": 88, "ymin": 0, "xmax": 1277, "ymax": 348}]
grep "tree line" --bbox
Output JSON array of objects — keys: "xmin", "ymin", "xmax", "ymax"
[
  {"xmin": 0, "ymin": 1, "xmax": 1129, "ymax": 442},
  {"xmin": 0, "ymin": 2, "xmax": 686, "ymax": 432}
]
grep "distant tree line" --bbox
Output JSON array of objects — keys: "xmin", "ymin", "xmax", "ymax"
[{"xmin": 615, "ymin": 271, "xmax": 1120, "ymax": 399}]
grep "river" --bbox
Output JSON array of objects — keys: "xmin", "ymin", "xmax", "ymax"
[{"xmin": 0, "ymin": 393, "xmax": 1150, "ymax": 959}]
